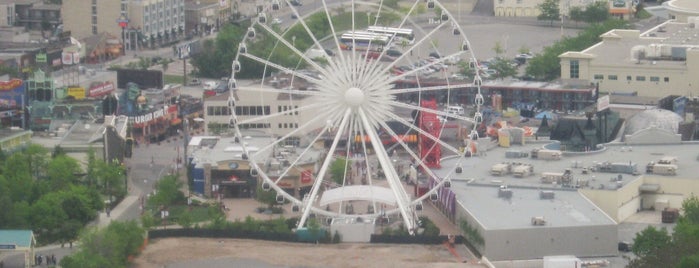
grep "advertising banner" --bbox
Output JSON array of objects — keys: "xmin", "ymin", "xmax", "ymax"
[
  {"xmin": 89, "ymin": 81, "xmax": 115, "ymax": 98},
  {"xmin": 0, "ymin": 79, "xmax": 24, "ymax": 108},
  {"xmin": 67, "ymin": 87, "xmax": 86, "ymax": 100}
]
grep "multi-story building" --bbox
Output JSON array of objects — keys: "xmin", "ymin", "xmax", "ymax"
[
  {"xmin": 558, "ymin": 0, "xmax": 699, "ymax": 98},
  {"xmin": 15, "ymin": 2, "xmax": 61, "ymax": 31},
  {"xmin": 494, "ymin": 0, "xmax": 637, "ymax": 19},
  {"xmin": 63, "ymin": 0, "xmax": 185, "ymax": 51},
  {"xmin": 0, "ymin": 0, "xmax": 17, "ymax": 28},
  {"xmin": 185, "ymin": 0, "xmax": 229, "ymax": 37}
]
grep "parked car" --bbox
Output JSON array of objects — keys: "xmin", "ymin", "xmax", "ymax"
[
  {"xmin": 290, "ymin": 0, "xmax": 302, "ymax": 6},
  {"xmin": 362, "ymin": 51, "xmax": 381, "ymax": 60},
  {"xmin": 272, "ymin": 18, "xmax": 283, "ymax": 24},
  {"xmin": 386, "ymin": 49, "xmax": 402, "ymax": 57},
  {"xmin": 189, "ymin": 78, "xmax": 202, "ymax": 86}
]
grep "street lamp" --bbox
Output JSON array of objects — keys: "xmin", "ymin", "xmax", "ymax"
[{"xmin": 117, "ymin": 15, "xmax": 129, "ymax": 56}]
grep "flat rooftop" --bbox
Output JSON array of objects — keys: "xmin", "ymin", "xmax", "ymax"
[{"xmin": 431, "ymin": 140, "xmax": 699, "ymax": 229}]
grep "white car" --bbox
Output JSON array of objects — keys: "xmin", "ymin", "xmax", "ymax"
[{"xmin": 272, "ymin": 18, "xmax": 282, "ymax": 24}]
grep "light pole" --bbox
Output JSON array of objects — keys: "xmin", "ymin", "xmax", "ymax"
[
  {"xmin": 292, "ymin": 35, "xmax": 296, "ymax": 48},
  {"xmin": 367, "ymin": 12, "xmax": 371, "ymax": 26},
  {"xmin": 117, "ymin": 15, "xmax": 129, "ymax": 56}
]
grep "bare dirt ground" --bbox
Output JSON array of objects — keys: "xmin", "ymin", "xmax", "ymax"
[{"xmin": 132, "ymin": 237, "xmax": 484, "ymax": 268}]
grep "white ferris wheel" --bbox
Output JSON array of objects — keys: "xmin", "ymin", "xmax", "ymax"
[{"xmin": 227, "ymin": 0, "xmax": 485, "ymax": 234}]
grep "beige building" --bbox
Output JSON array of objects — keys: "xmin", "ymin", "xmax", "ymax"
[
  {"xmin": 559, "ymin": 15, "xmax": 699, "ymax": 98},
  {"xmin": 63, "ymin": 0, "xmax": 185, "ymax": 51},
  {"xmin": 203, "ymin": 78, "xmax": 323, "ymax": 144},
  {"xmin": 494, "ymin": 0, "xmax": 600, "ymax": 18},
  {"xmin": 494, "ymin": 0, "xmax": 638, "ymax": 19}
]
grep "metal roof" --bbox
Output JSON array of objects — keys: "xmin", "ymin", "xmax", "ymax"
[{"xmin": 0, "ymin": 230, "xmax": 34, "ymax": 248}]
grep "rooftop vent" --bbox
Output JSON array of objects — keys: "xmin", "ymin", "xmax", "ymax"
[
  {"xmin": 540, "ymin": 190, "xmax": 555, "ymax": 199},
  {"xmin": 531, "ymin": 216, "xmax": 546, "ymax": 226}
]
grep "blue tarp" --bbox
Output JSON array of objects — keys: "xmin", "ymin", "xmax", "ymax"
[{"xmin": 535, "ymin": 111, "xmax": 556, "ymax": 120}]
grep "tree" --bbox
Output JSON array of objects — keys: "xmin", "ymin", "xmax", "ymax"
[
  {"xmin": 456, "ymin": 60, "xmax": 476, "ymax": 79},
  {"xmin": 329, "ymin": 157, "xmax": 347, "ymax": 185},
  {"xmin": 569, "ymin": 6, "xmax": 585, "ymax": 25},
  {"xmin": 149, "ymin": 174, "xmax": 185, "ymax": 208},
  {"xmin": 525, "ymin": 19, "xmax": 630, "ymax": 81},
  {"xmin": 492, "ymin": 41, "xmax": 505, "ymax": 57},
  {"xmin": 488, "ymin": 58, "xmax": 517, "ymax": 79},
  {"xmin": 632, "ymin": 226, "xmax": 671, "ymax": 258},
  {"xmin": 537, "ymin": 0, "xmax": 561, "ymax": 26},
  {"xmin": 46, "ymin": 155, "xmax": 82, "ymax": 190},
  {"xmin": 582, "ymin": 1, "xmax": 610, "ymax": 23},
  {"xmin": 61, "ymin": 221, "xmax": 144, "ymax": 268}
]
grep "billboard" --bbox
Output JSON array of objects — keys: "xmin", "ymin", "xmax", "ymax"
[
  {"xmin": 597, "ymin": 95, "xmax": 610, "ymax": 112},
  {"xmin": 67, "ymin": 87, "xmax": 86, "ymax": 100},
  {"xmin": 88, "ymin": 81, "xmax": 115, "ymax": 98},
  {"xmin": 0, "ymin": 79, "xmax": 25, "ymax": 108},
  {"xmin": 116, "ymin": 69, "xmax": 163, "ymax": 89}
]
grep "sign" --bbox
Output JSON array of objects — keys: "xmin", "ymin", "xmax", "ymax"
[
  {"xmin": 67, "ymin": 87, "xmax": 86, "ymax": 100},
  {"xmin": 129, "ymin": 105, "xmax": 178, "ymax": 127},
  {"xmin": 88, "ymin": 81, "xmax": 115, "ymax": 98},
  {"xmin": 36, "ymin": 53, "xmax": 47, "ymax": 63},
  {"xmin": 597, "ymin": 95, "xmax": 610, "ymax": 112},
  {"xmin": 61, "ymin": 52, "xmax": 80, "ymax": 65},
  {"xmin": 117, "ymin": 15, "xmax": 129, "ymax": 29},
  {"xmin": 0, "ymin": 79, "xmax": 23, "ymax": 91},
  {"xmin": 301, "ymin": 170, "xmax": 312, "ymax": 184},
  {"xmin": 0, "ymin": 244, "xmax": 17, "ymax": 250},
  {"xmin": 178, "ymin": 44, "xmax": 191, "ymax": 59}
]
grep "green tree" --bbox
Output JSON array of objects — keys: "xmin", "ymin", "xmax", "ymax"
[
  {"xmin": 537, "ymin": 0, "xmax": 560, "ymax": 26},
  {"xmin": 525, "ymin": 19, "xmax": 629, "ymax": 81},
  {"xmin": 149, "ymin": 174, "xmax": 185, "ymax": 208},
  {"xmin": 488, "ymin": 58, "xmax": 517, "ymax": 79},
  {"xmin": 457, "ymin": 60, "xmax": 477, "ymax": 79},
  {"xmin": 582, "ymin": 1, "xmax": 610, "ymax": 23},
  {"xmin": 61, "ymin": 221, "xmax": 144, "ymax": 268},
  {"xmin": 492, "ymin": 41, "xmax": 505, "ymax": 57},
  {"xmin": 176, "ymin": 210, "xmax": 193, "ymax": 228},
  {"xmin": 46, "ymin": 155, "xmax": 82, "ymax": 190},
  {"xmin": 632, "ymin": 226, "xmax": 671, "ymax": 258},
  {"xmin": 256, "ymin": 184, "xmax": 279, "ymax": 208},
  {"xmin": 329, "ymin": 157, "xmax": 347, "ymax": 185},
  {"xmin": 569, "ymin": 6, "xmax": 585, "ymax": 25}
]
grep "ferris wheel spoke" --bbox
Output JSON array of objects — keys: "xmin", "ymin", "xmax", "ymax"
[
  {"xmin": 256, "ymin": 23, "xmax": 334, "ymax": 78},
  {"xmin": 382, "ymin": 83, "xmax": 470, "ymax": 95},
  {"xmin": 298, "ymin": 109, "xmax": 352, "ymax": 229},
  {"xmin": 240, "ymin": 53, "xmax": 320, "ymax": 83},
  {"xmin": 388, "ymin": 100, "xmax": 476, "ymax": 124},
  {"xmin": 385, "ymin": 51, "xmax": 468, "ymax": 84}
]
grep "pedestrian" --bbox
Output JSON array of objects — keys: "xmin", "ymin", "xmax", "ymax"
[{"xmin": 51, "ymin": 254, "xmax": 56, "ymax": 265}]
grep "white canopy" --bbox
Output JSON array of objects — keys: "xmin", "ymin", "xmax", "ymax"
[{"xmin": 319, "ymin": 185, "xmax": 397, "ymax": 206}]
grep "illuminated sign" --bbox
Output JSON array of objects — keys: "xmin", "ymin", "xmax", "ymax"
[
  {"xmin": 88, "ymin": 82, "xmax": 115, "ymax": 98},
  {"xmin": 36, "ymin": 53, "xmax": 47, "ymax": 63},
  {"xmin": 0, "ymin": 79, "xmax": 23, "ymax": 91}
]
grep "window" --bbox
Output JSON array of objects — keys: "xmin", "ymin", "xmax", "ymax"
[
  {"xmin": 636, "ymin": 76, "xmax": 645, "ymax": 81},
  {"xmin": 593, "ymin": 74, "xmax": 603, "ymax": 80},
  {"xmin": 608, "ymin": 75, "xmax": 618, "ymax": 80},
  {"xmin": 569, "ymin": 60, "xmax": 579, "ymax": 79},
  {"xmin": 92, "ymin": 26, "xmax": 97, "ymax": 35},
  {"xmin": 279, "ymin": 123, "xmax": 282, "ymax": 129},
  {"xmin": 92, "ymin": 16, "xmax": 97, "ymax": 24},
  {"xmin": 626, "ymin": 76, "xmax": 632, "ymax": 81},
  {"xmin": 92, "ymin": 6, "xmax": 97, "ymax": 14},
  {"xmin": 650, "ymin": 76, "xmax": 659, "ymax": 82},
  {"xmin": 664, "ymin": 77, "xmax": 670, "ymax": 82}
]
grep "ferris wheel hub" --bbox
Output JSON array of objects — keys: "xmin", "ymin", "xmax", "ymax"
[{"xmin": 344, "ymin": 87, "xmax": 365, "ymax": 107}]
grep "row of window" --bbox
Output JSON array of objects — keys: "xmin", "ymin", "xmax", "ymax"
[
  {"xmin": 144, "ymin": 0, "xmax": 184, "ymax": 13},
  {"xmin": 278, "ymin": 105, "xmax": 299, "ymax": 115},
  {"xmin": 279, "ymin": 123, "xmax": 299, "ymax": 129},
  {"xmin": 239, "ymin": 123, "xmax": 270, "ymax": 129},
  {"xmin": 207, "ymin": 105, "xmax": 275, "ymax": 116},
  {"xmin": 594, "ymin": 74, "xmax": 670, "ymax": 83}
]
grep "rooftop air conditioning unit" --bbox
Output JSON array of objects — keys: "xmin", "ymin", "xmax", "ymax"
[{"xmin": 531, "ymin": 216, "xmax": 546, "ymax": 226}]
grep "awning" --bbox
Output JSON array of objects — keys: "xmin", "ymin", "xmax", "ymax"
[
  {"xmin": 639, "ymin": 184, "xmax": 661, "ymax": 193},
  {"xmin": 171, "ymin": 118, "xmax": 182, "ymax": 125}
]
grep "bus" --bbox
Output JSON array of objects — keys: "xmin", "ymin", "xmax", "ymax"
[
  {"xmin": 367, "ymin": 26, "xmax": 415, "ymax": 45},
  {"xmin": 340, "ymin": 31, "xmax": 391, "ymax": 51}
]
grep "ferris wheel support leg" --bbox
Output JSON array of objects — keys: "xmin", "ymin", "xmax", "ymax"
[
  {"xmin": 358, "ymin": 109, "xmax": 417, "ymax": 235},
  {"xmin": 297, "ymin": 109, "xmax": 352, "ymax": 230}
]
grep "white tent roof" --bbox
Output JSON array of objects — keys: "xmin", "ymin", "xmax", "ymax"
[{"xmin": 319, "ymin": 185, "xmax": 397, "ymax": 206}]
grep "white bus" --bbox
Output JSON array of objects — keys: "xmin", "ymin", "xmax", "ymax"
[
  {"xmin": 367, "ymin": 26, "xmax": 415, "ymax": 45},
  {"xmin": 340, "ymin": 31, "xmax": 391, "ymax": 51}
]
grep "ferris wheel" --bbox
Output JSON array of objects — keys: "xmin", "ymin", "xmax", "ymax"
[{"xmin": 227, "ymin": 0, "xmax": 485, "ymax": 234}]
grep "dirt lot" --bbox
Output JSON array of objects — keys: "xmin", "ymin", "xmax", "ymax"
[{"xmin": 132, "ymin": 238, "xmax": 485, "ymax": 268}]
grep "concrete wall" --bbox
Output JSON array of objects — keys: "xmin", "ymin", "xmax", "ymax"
[{"xmin": 483, "ymin": 225, "xmax": 618, "ymax": 261}]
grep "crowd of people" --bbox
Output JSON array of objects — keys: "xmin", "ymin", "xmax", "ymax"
[{"xmin": 34, "ymin": 254, "xmax": 57, "ymax": 266}]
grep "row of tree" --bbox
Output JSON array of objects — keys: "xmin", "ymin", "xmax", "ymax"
[{"xmin": 0, "ymin": 144, "xmax": 126, "ymax": 244}]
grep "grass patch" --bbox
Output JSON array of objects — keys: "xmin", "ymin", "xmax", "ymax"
[
  {"xmin": 164, "ymin": 74, "xmax": 184, "ymax": 85},
  {"xmin": 167, "ymin": 205, "xmax": 212, "ymax": 223}
]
